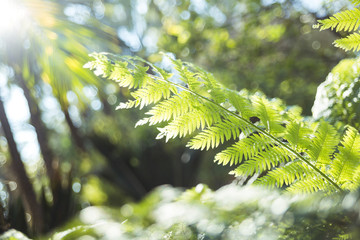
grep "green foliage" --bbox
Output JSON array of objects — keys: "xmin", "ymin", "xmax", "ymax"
[
  {"xmin": 312, "ymin": 58, "xmax": 360, "ymax": 129},
  {"xmin": 317, "ymin": 8, "xmax": 360, "ymax": 32},
  {"xmin": 0, "ymin": 229, "xmax": 31, "ymax": 240},
  {"xmin": 316, "ymin": 2, "xmax": 360, "ymax": 51},
  {"xmin": 35, "ymin": 184, "xmax": 360, "ymax": 240},
  {"xmin": 2, "ymin": 0, "xmax": 356, "ymax": 238},
  {"xmin": 86, "ymin": 53, "xmax": 360, "ymax": 194},
  {"xmin": 48, "ymin": 225, "xmax": 95, "ymax": 240},
  {"xmin": 335, "ymin": 32, "xmax": 360, "ymax": 51},
  {"xmin": 157, "ymin": 0, "xmax": 348, "ymax": 114}
]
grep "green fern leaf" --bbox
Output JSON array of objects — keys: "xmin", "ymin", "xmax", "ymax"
[
  {"xmin": 252, "ymin": 95, "xmax": 285, "ymax": 133},
  {"xmin": 216, "ymin": 133, "xmax": 275, "ymax": 166},
  {"xmin": 334, "ymin": 32, "xmax": 360, "ymax": 51},
  {"xmin": 306, "ymin": 121, "xmax": 339, "ymax": 168},
  {"xmin": 256, "ymin": 161, "xmax": 317, "ymax": 188},
  {"xmin": 284, "ymin": 121, "xmax": 312, "ymax": 150},
  {"xmin": 348, "ymin": 165, "xmax": 360, "ymax": 191},
  {"xmin": 287, "ymin": 176, "xmax": 335, "ymax": 193},
  {"xmin": 331, "ymin": 126, "xmax": 360, "ymax": 189},
  {"xmin": 129, "ymin": 80, "xmax": 177, "ymax": 109},
  {"xmin": 143, "ymin": 92, "xmax": 194, "ymax": 126},
  {"xmin": 231, "ymin": 146, "xmax": 292, "ymax": 177},
  {"xmin": 318, "ymin": 8, "xmax": 360, "ymax": 32},
  {"xmin": 156, "ymin": 101, "xmax": 225, "ymax": 141},
  {"xmin": 170, "ymin": 58, "xmax": 204, "ymax": 91},
  {"xmin": 187, "ymin": 116, "xmax": 252, "ymax": 150},
  {"xmin": 225, "ymin": 90, "xmax": 253, "ymax": 119},
  {"xmin": 352, "ymin": 0, "xmax": 360, "ymax": 6},
  {"xmin": 86, "ymin": 52, "xmax": 348, "ymax": 193}
]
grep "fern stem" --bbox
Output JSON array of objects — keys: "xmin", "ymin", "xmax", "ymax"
[{"xmin": 152, "ymin": 75, "xmax": 344, "ymax": 193}]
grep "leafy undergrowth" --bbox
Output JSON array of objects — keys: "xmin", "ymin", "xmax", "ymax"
[{"xmin": 2, "ymin": 184, "xmax": 360, "ymax": 240}]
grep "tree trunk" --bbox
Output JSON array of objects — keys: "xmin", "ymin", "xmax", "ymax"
[
  {"xmin": 0, "ymin": 200, "xmax": 10, "ymax": 234},
  {"xmin": 0, "ymin": 95, "xmax": 44, "ymax": 234},
  {"xmin": 61, "ymin": 105, "xmax": 86, "ymax": 152},
  {"xmin": 16, "ymin": 73, "xmax": 58, "ymax": 184}
]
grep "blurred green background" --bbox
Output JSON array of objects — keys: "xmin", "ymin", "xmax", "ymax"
[{"xmin": 0, "ymin": 0, "xmax": 354, "ymax": 237}]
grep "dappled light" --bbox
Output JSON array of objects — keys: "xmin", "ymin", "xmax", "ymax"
[
  {"xmin": 28, "ymin": 184, "xmax": 360, "ymax": 239},
  {"xmin": 0, "ymin": 0, "xmax": 359, "ymax": 239}
]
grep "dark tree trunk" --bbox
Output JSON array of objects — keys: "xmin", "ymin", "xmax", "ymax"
[
  {"xmin": 16, "ymin": 73, "xmax": 58, "ymax": 184},
  {"xmin": 0, "ymin": 202, "xmax": 10, "ymax": 234},
  {"xmin": 61, "ymin": 105, "xmax": 86, "ymax": 152},
  {"xmin": 99, "ymin": 93, "xmax": 112, "ymax": 116},
  {"xmin": 0, "ymin": 95, "xmax": 44, "ymax": 234},
  {"xmin": 90, "ymin": 134, "xmax": 147, "ymax": 199}
]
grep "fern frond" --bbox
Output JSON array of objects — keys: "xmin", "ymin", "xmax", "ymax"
[
  {"xmin": 225, "ymin": 90, "xmax": 253, "ymax": 118},
  {"xmin": 334, "ymin": 32, "xmax": 360, "ymax": 51},
  {"xmin": 306, "ymin": 121, "xmax": 339, "ymax": 168},
  {"xmin": 255, "ymin": 161, "xmax": 316, "ymax": 188},
  {"xmin": 143, "ymin": 92, "xmax": 194, "ymax": 126},
  {"xmin": 284, "ymin": 122, "xmax": 312, "ymax": 150},
  {"xmin": 129, "ymin": 80, "xmax": 178, "ymax": 109},
  {"xmin": 252, "ymin": 95, "xmax": 285, "ymax": 133},
  {"xmin": 86, "ymin": 52, "xmax": 348, "ymax": 193},
  {"xmin": 215, "ymin": 133, "xmax": 275, "ymax": 166},
  {"xmin": 330, "ymin": 126, "xmax": 360, "ymax": 189},
  {"xmin": 187, "ymin": 116, "xmax": 252, "ymax": 150},
  {"xmin": 171, "ymin": 58, "xmax": 204, "ymax": 91},
  {"xmin": 315, "ymin": 3, "xmax": 360, "ymax": 52},
  {"xmin": 84, "ymin": 52, "xmax": 114, "ymax": 77},
  {"xmin": 351, "ymin": 0, "xmax": 360, "ymax": 6},
  {"xmin": 156, "ymin": 101, "xmax": 225, "ymax": 141},
  {"xmin": 286, "ymin": 176, "xmax": 335, "ymax": 194},
  {"xmin": 188, "ymin": 63, "xmax": 227, "ymax": 103},
  {"xmin": 348, "ymin": 165, "xmax": 360, "ymax": 191},
  {"xmin": 318, "ymin": 8, "xmax": 360, "ymax": 32},
  {"xmin": 231, "ymin": 146, "xmax": 292, "ymax": 177},
  {"xmin": 186, "ymin": 62, "xmax": 223, "ymax": 89}
]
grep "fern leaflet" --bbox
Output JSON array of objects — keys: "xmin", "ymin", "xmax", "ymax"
[
  {"xmin": 316, "ymin": 2, "xmax": 360, "ymax": 52},
  {"xmin": 318, "ymin": 8, "xmax": 360, "ymax": 32},
  {"xmin": 334, "ymin": 32, "xmax": 360, "ymax": 51}
]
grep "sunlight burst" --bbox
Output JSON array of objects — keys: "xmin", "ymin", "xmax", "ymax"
[{"xmin": 0, "ymin": 0, "xmax": 28, "ymax": 35}]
